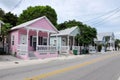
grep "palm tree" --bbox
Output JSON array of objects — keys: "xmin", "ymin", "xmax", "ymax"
[{"xmin": 103, "ymin": 36, "xmax": 110, "ymax": 51}]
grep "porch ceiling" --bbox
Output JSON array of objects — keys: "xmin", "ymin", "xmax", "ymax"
[{"xmin": 26, "ymin": 26, "xmax": 57, "ymax": 33}]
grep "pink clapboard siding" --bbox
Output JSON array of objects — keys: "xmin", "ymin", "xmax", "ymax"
[
  {"xmin": 28, "ymin": 18, "xmax": 55, "ymax": 31},
  {"xmin": 10, "ymin": 30, "xmax": 19, "ymax": 55}
]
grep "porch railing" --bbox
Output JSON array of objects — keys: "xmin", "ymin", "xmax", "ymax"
[
  {"xmin": 72, "ymin": 46, "xmax": 80, "ymax": 50},
  {"xmin": 36, "ymin": 45, "xmax": 57, "ymax": 53},
  {"xmin": 60, "ymin": 46, "xmax": 69, "ymax": 53},
  {"xmin": 17, "ymin": 44, "xmax": 28, "ymax": 55}
]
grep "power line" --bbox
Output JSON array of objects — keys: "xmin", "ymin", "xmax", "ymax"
[
  {"xmin": 83, "ymin": 6, "xmax": 120, "ymax": 23},
  {"xmin": 91, "ymin": 13, "xmax": 120, "ymax": 27},
  {"xmin": 91, "ymin": 8, "xmax": 120, "ymax": 26},
  {"xmin": 10, "ymin": 0, "xmax": 24, "ymax": 12}
]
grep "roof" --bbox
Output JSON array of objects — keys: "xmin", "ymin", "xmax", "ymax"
[
  {"xmin": 11, "ymin": 16, "xmax": 58, "ymax": 33},
  {"xmin": 51, "ymin": 26, "xmax": 79, "ymax": 36},
  {"xmin": 97, "ymin": 32, "xmax": 114, "ymax": 41}
]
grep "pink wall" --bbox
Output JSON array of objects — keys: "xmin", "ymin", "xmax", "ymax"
[
  {"xmin": 10, "ymin": 30, "xmax": 19, "ymax": 55},
  {"xmin": 28, "ymin": 18, "xmax": 56, "ymax": 32}
]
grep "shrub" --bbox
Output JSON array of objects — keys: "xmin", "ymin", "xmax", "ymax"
[{"xmin": 98, "ymin": 45, "xmax": 102, "ymax": 52}]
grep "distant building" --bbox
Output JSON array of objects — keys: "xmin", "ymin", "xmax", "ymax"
[{"xmin": 94, "ymin": 32, "xmax": 115, "ymax": 52}]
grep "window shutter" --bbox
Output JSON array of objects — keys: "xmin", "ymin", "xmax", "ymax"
[
  {"xmin": 38, "ymin": 36, "xmax": 40, "ymax": 45},
  {"xmin": 41, "ymin": 37, "xmax": 43, "ymax": 45},
  {"xmin": 30, "ymin": 36, "xmax": 32, "ymax": 46}
]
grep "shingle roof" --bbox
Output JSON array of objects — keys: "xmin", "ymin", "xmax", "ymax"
[
  {"xmin": 51, "ymin": 26, "xmax": 78, "ymax": 36},
  {"xmin": 97, "ymin": 32, "xmax": 114, "ymax": 41},
  {"xmin": 11, "ymin": 16, "xmax": 58, "ymax": 33}
]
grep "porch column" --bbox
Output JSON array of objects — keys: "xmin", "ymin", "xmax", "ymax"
[
  {"xmin": 73, "ymin": 36, "xmax": 75, "ymax": 46},
  {"xmin": 56, "ymin": 35, "xmax": 58, "ymax": 51},
  {"xmin": 47, "ymin": 32, "xmax": 49, "ymax": 46},
  {"xmin": 26, "ymin": 28, "xmax": 29, "ymax": 51},
  {"xmin": 36, "ymin": 30, "xmax": 39, "ymax": 50},
  {"xmin": 67, "ymin": 35, "xmax": 69, "ymax": 50},
  {"xmin": 73, "ymin": 36, "xmax": 75, "ymax": 50}
]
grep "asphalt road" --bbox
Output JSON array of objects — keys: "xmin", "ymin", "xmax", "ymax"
[{"xmin": 0, "ymin": 52, "xmax": 120, "ymax": 80}]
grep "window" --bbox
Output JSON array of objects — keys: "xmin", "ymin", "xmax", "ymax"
[
  {"xmin": 42, "ymin": 37, "xmax": 47, "ymax": 45},
  {"xmin": 53, "ymin": 40, "xmax": 56, "ymax": 46},
  {"xmin": 11, "ymin": 35, "xmax": 14, "ymax": 45},
  {"xmin": 38, "ymin": 37, "xmax": 43, "ymax": 45}
]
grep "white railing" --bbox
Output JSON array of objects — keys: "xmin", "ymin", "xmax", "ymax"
[
  {"xmin": 36, "ymin": 45, "xmax": 57, "ymax": 53},
  {"xmin": 60, "ymin": 46, "xmax": 69, "ymax": 53},
  {"xmin": 17, "ymin": 44, "xmax": 28, "ymax": 55}
]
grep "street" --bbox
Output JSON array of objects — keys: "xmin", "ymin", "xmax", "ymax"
[{"xmin": 0, "ymin": 52, "xmax": 120, "ymax": 80}]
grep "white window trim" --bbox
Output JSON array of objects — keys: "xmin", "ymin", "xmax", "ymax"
[
  {"xmin": 32, "ymin": 36, "xmax": 36, "ymax": 46},
  {"xmin": 11, "ymin": 35, "xmax": 14, "ymax": 45}
]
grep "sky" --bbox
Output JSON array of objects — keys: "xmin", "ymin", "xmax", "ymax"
[{"xmin": 0, "ymin": 0, "xmax": 120, "ymax": 38}]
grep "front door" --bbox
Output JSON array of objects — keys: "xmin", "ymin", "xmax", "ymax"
[
  {"xmin": 20, "ymin": 35, "xmax": 27, "ymax": 44},
  {"xmin": 32, "ymin": 36, "xmax": 36, "ymax": 51}
]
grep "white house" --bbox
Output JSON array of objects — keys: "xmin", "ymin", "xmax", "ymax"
[
  {"xmin": 50, "ymin": 26, "xmax": 80, "ymax": 55},
  {"xmin": 94, "ymin": 32, "xmax": 115, "ymax": 52}
]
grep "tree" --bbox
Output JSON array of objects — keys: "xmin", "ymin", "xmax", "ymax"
[
  {"xmin": 57, "ymin": 20, "xmax": 83, "ymax": 30},
  {"xmin": 103, "ymin": 36, "xmax": 110, "ymax": 51},
  {"xmin": 58, "ymin": 20, "xmax": 97, "ymax": 46},
  {"xmin": 18, "ymin": 5, "xmax": 57, "ymax": 26},
  {"xmin": 1, "ymin": 23, "xmax": 12, "ymax": 54},
  {"xmin": 3, "ymin": 12, "xmax": 18, "ymax": 26},
  {"xmin": 0, "ymin": 8, "xmax": 5, "ymax": 20},
  {"xmin": 115, "ymin": 39, "xmax": 120, "ymax": 50}
]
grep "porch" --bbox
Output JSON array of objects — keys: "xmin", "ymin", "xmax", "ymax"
[
  {"xmin": 50, "ymin": 26, "xmax": 80, "ymax": 55},
  {"xmin": 59, "ymin": 36, "xmax": 80, "ymax": 55},
  {"xmin": 59, "ymin": 46, "xmax": 80, "ymax": 55},
  {"xmin": 17, "ymin": 45, "xmax": 57, "ymax": 59},
  {"xmin": 17, "ymin": 27, "xmax": 58, "ymax": 59}
]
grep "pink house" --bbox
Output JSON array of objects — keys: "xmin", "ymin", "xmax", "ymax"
[{"xmin": 10, "ymin": 16, "xmax": 58, "ymax": 60}]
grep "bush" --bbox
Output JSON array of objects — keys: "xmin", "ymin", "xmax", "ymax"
[{"xmin": 98, "ymin": 45, "xmax": 102, "ymax": 52}]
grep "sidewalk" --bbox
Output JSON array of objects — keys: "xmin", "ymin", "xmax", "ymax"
[{"xmin": 0, "ymin": 55, "xmax": 86, "ymax": 70}]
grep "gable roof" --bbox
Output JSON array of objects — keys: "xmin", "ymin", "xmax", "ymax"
[
  {"xmin": 51, "ymin": 26, "xmax": 79, "ymax": 36},
  {"xmin": 11, "ymin": 16, "xmax": 58, "ymax": 33},
  {"xmin": 97, "ymin": 32, "xmax": 114, "ymax": 41}
]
